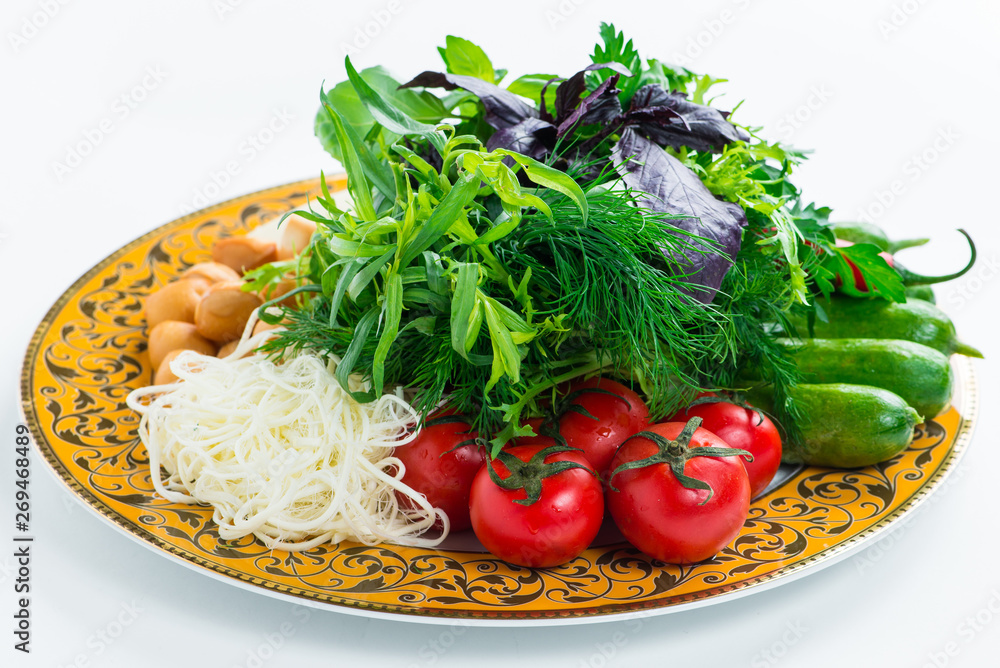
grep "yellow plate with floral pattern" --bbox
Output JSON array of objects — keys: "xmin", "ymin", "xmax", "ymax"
[{"xmin": 19, "ymin": 177, "xmax": 978, "ymax": 625}]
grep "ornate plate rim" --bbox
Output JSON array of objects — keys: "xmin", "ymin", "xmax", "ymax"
[{"xmin": 18, "ymin": 178, "xmax": 980, "ymax": 627}]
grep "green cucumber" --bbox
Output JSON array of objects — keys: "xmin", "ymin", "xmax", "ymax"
[
  {"xmin": 830, "ymin": 222, "xmax": 929, "ymax": 253},
  {"xmin": 746, "ymin": 383, "xmax": 921, "ymax": 468},
  {"xmin": 789, "ymin": 296, "xmax": 982, "ymax": 358},
  {"xmin": 904, "ymin": 285, "xmax": 936, "ymax": 303},
  {"xmin": 776, "ymin": 338, "xmax": 953, "ymax": 418}
]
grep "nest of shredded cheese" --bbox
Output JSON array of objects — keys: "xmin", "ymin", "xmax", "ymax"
[{"xmin": 126, "ymin": 324, "xmax": 446, "ymax": 552}]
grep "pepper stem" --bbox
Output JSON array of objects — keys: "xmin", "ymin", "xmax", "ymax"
[
  {"xmin": 888, "ymin": 237, "xmax": 930, "ymax": 254},
  {"xmin": 897, "ymin": 229, "xmax": 976, "ymax": 286}
]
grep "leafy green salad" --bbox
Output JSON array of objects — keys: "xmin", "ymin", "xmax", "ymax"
[{"xmin": 246, "ymin": 24, "xmax": 914, "ymax": 453}]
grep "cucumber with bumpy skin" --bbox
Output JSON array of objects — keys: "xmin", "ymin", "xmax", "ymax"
[
  {"xmin": 776, "ymin": 338, "xmax": 953, "ymax": 418},
  {"xmin": 746, "ymin": 383, "xmax": 921, "ymax": 468},
  {"xmin": 787, "ymin": 296, "xmax": 981, "ymax": 358}
]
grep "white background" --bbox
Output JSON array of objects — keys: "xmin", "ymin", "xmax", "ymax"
[{"xmin": 2, "ymin": 1, "xmax": 999, "ymax": 666}]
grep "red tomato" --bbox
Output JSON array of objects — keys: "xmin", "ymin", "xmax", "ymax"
[
  {"xmin": 395, "ymin": 413, "xmax": 485, "ymax": 532},
  {"xmin": 557, "ymin": 378, "xmax": 649, "ymax": 475},
  {"xmin": 607, "ymin": 420, "xmax": 751, "ymax": 564},
  {"xmin": 670, "ymin": 396, "xmax": 782, "ymax": 498},
  {"xmin": 469, "ymin": 445, "xmax": 604, "ymax": 568}
]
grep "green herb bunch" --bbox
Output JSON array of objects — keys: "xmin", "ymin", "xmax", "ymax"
[{"xmin": 247, "ymin": 26, "xmax": 905, "ymax": 452}]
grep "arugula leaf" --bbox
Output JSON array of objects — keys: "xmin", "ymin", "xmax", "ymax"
[{"xmin": 439, "ymin": 35, "xmax": 496, "ymax": 83}]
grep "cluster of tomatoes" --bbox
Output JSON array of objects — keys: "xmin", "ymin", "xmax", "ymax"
[{"xmin": 395, "ymin": 378, "xmax": 782, "ymax": 568}]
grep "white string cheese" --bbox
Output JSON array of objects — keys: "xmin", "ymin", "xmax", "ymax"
[{"xmin": 126, "ymin": 320, "xmax": 447, "ymax": 552}]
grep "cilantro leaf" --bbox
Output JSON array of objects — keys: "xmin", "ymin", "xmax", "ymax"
[
  {"xmin": 590, "ymin": 22, "xmax": 642, "ymax": 104},
  {"xmin": 834, "ymin": 244, "xmax": 907, "ymax": 302}
]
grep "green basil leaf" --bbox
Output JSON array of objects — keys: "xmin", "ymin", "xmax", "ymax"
[
  {"xmin": 440, "ymin": 35, "xmax": 495, "ymax": 82},
  {"xmin": 361, "ymin": 66, "xmax": 448, "ymax": 122},
  {"xmin": 316, "ymin": 65, "xmax": 446, "ymax": 160}
]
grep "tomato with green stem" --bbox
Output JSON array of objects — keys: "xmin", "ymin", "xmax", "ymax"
[
  {"xmin": 669, "ymin": 395, "xmax": 781, "ymax": 498},
  {"xmin": 607, "ymin": 418, "xmax": 752, "ymax": 564},
  {"xmin": 469, "ymin": 444, "xmax": 604, "ymax": 568}
]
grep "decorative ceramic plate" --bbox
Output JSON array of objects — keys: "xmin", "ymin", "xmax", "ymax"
[{"xmin": 20, "ymin": 177, "xmax": 978, "ymax": 626}]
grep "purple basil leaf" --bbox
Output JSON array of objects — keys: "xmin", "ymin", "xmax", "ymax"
[
  {"xmin": 556, "ymin": 74, "xmax": 623, "ymax": 137},
  {"xmin": 539, "ymin": 77, "xmax": 562, "ymax": 123},
  {"xmin": 612, "ymin": 127, "xmax": 747, "ymax": 302},
  {"xmin": 554, "ymin": 62, "xmax": 632, "ymax": 124},
  {"xmin": 624, "ymin": 105, "xmax": 684, "ymax": 127},
  {"xmin": 401, "ymin": 71, "xmax": 536, "ymax": 130},
  {"xmin": 628, "ymin": 84, "xmax": 745, "ymax": 153},
  {"xmin": 485, "ymin": 117, "xmax": 556, "ymax": 160}
]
